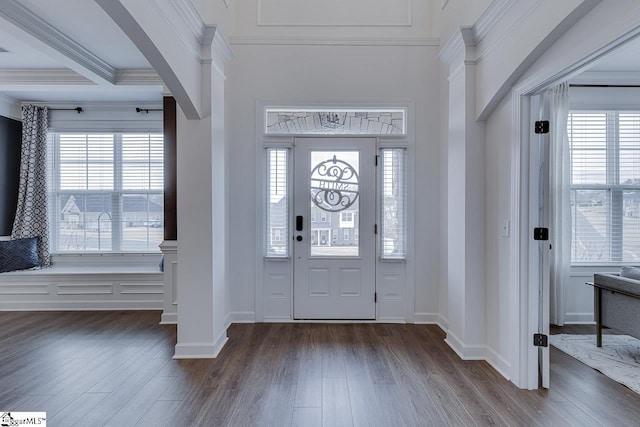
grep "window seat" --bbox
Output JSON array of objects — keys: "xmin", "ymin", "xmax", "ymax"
[
  {"xmin": 0, "ymin": 255, "xmax": 164, "ymax": 311},
  {"xmin": 0, "ymin": 264, "xmax": 161, "ymax": 277}
]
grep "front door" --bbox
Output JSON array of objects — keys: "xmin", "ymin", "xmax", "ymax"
[{"xmin": 293, "ymin": 137, "xmax": 376, "ymax": 319}]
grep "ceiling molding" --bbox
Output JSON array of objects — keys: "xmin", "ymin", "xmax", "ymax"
[
  {"xmin": 0, "ymin": 93, "xmax": 21, "ymax": 120},
  {"xmin": 0, "ymin": 0, "xmax": 117, "ymax": 85},
  {"xmin": 473, "ymin": 0, "xmax": 518, "ymax": 42},
  {"xmin": 115, "ymin": 69, "xmax": 164, "ymax": 85},
  {"xmin": 230, "ymin": 36, "xmax": 439, "ymax": 47},
  {"xmin": 169, "ymin": 0, "xmax": 206, "ymax": 43},
  {"xmin": 0, "ymin": 69, "xmax": 94, "ymax": 85}
]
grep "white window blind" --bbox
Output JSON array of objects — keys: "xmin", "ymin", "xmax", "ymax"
[
  {"xmin": 265, "ymin": 148, "xmax": 289, "ymax": 257},
  {"xmin": 569, "ymin": 111, "xmax": 640, "ymax": 263},
  {"xmin": 48, "ymin": 133, "xmax": 164, "ymax": 253},
  {"xmin": 380, "ymin": 148, "xmax": 406, "ymax": 259}
]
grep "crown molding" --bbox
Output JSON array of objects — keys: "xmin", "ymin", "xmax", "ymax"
[
  {"xmin": 0, "ymin": 0, "xmax": 116, "ymax": 85},
  {"xmin": 437, "ymin": 27, "xmax": 475, "ymax": 65},
  {"xmin": 230, "ymin": 36, "xmax": 439, "ymax": 47},
  {"xmin": 0, "ymin": 93, "xmax": 21, "ymax": 120},
  {"xmin": 0, "ymin": 69, "xmax": 94, "ymax": 85},
  {"xmin": 473, "ymin": 0, "xmax": 518, "ymax": 42},
  {"xmin": 170, "ymin": 0, "xmax": 206, "ymax": 43},
  {"xmin": 115, "ymin": 69, "xmax": 164, "ymax": 85}
]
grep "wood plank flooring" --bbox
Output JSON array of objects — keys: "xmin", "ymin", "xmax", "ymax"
[{"xmin": 1, "ymin": 311, "xmax": 639, "ymax": 426}]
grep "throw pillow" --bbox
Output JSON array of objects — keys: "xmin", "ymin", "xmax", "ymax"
[
  {"xmin": 619, "ymin": 266, "xmax": 640, "ymax": 280},
  {"xmin": 0, "ymin": 237, "xmax": 41, "ymax": 273}
]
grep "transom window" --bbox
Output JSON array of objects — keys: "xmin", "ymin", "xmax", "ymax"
[
  {"xmin": 569, "ymin": 111, "xmax": 640, "ymax": 263},
  {"xmin": 48, "ymin": 132, "xmax": 164, "ymax": 253},
  {"xmin": 265, "ymin": 108, "xmax": 406, "ymax": 135}
]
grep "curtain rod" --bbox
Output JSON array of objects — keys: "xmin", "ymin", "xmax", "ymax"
[
  {"xmin": 570, "ymin": 84, "xmax": 640, "ymax": 88},
  {"xmin": 136, "ymin": 107, "xmax": 162, "ymax": 113},
  {"xmin": 48, "ymin": 107, "xmax": 83, "ymax": 113}
]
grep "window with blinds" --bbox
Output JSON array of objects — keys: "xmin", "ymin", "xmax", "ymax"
[
  {"xmin": 48, "ymin": 133, "xmax": 164, "ymax": 253},
  {"xmin": 569, "ymin": 111, "xmax": 640, "ymax": 263},
  {"xmin": 265, "ymin": 148, "xmax": 289, "ymax": 257},
  {"xmin": 380, "ymin": 148, "xmax": 406, "ymax": 259}
]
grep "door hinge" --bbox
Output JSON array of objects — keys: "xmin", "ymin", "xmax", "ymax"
[
  {"xmin": 374, "ymin": 292, "xmax": 377, "ymax": 303},
  {"xmin": 375, "ymin": 155, "xmax": 379, "ymax": 166},
  {"xmin": 374, "ymin": 224, "xmax": 378, "ymax": 235},
  {"xmin": 533, "ymin": 227, "xmax": 549, "ymax": 241},
  {"xmin": 533, "ymin": 333, "xmax": 548, "ymax": 347},
  {"xmin": 534, "ymin": 120, "xmax": 549, "ymax": 134}
]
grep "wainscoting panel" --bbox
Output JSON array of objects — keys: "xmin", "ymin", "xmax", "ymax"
[{"xmin": 0, "ymin": 269, "xmax": 163, "ymax": 311}]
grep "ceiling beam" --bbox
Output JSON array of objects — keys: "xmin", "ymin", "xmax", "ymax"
[
  {"xmin": 95, "ymin": 0, "xmax": 202, "ymax": 119},
  {"xmin": 0, "ymin": 0, "xmax": 117, "ymax": 85}
]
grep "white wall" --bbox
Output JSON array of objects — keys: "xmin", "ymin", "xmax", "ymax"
[
  {"xmin": 227, "ymin": 42, "xmax": 441, "ymax": 320},
  {"xmin": 484, "ymin": 89, "xmax": 514, "ymax": 359},
  {"xmin": 475, "ymin": 0, "xmax": 640, "ymax": 385},
  {"xmin": 226, "ymin": 0, "xmax": 442, "ymax": 321}
]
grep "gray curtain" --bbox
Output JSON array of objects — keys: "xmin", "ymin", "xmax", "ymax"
[{"xmin": 11, "ymin": 105, "xmax": 50, "ymax": 267}]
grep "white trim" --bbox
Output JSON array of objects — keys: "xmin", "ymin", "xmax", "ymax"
[
  {"xmin": 160, "ymin": 313, "xmax": 177, "ymax": 324},
  {"xmin": 564, "ymin": 312, "xmax": 594, "ymax": 324},
  {"xmin": 486, "ymin": 347, "xmax": 512, "ymax": 380},
  {"xmin": 231, "ymin": 36, "xmax": 439, "ymax": 47},
  {"xmin": 0, "ymin": 93, "xmax": 20, "ymax": 120},
  {"xmin": 231, "ymin": 311, "xmax": 256, "ymax": 323},
  {"xmin": 115, "ymin": 69, "xmax": 164, "ymax": 85},
  {"xmin": 256, "ymin": 101, "xmax": 415, "ymax": 323},
  {"xmin": 473, "ymin": 0, "xmax": 518, "ymax": 43},
  {"xmin": 444, "ymin": 331, "xmax": 486, "ymax": 360},
  {"xmin": 174, "ymin": 337, "xmax": 228, "ymax": 359},
  {"xmin": 413, "ymin": 312, "xmax": 440, "ymax": 324},
  {"xmin": 256, "ymin": 0, "xmax": 412, "ymax": 27},
  {"xmin": 474, "ymin": 0, "xmax": 544, "ymax": 65},
  {"xmin": 0, "ymin": 301, "xmax": 162, "ymax": 310},
  {"xmin": 0, "ymin": 0, "xmax": 116, "ymax": 85},
  {"xmin": 0, "ymin": 69, "xmax": 93, "ymax": 85}
]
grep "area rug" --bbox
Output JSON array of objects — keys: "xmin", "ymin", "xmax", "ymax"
[{"xmin": 550, "ymin": 334, "xmax": 640, "ymax": 394}]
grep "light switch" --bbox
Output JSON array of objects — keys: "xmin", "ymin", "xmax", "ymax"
[{"xmin": 501, "ymin": 220, "xmax": 510, "ymax": 238}]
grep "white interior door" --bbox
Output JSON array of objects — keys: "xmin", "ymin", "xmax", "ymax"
[
  {"xmin": 293, "ymin": 137, "xmax": 376, "ymax": 319},
  {"xmin": 529, "ymin": 94, "xmax": 551, "ymax": 388}
]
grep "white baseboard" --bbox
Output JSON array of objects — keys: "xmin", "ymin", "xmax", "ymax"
[
  {"xmin": 437, "ymin": 314, "xmax": 448, "ymax": 331},
  {"xmin": 231, "ymin": 311, "xmax": 256, "ymax": 323},
  {"xmin": 486, "ymin": 347, "xmax": 511, "ymax": 380},
  {"xmin": 173, "ymin": 333, "xmax": 228, "ymax": 359},
  {"xmin": 0, "ymin": 301, "xmax": 162, "ymax": 310},
  {"xmin": 444, "ymin": 331, "xmax": 486, "ymax": 360},
  {"xmin": 564, "ymin": 312, "xmax": 594, "ymax": 324},
  {"xmin": 413, "ymin": 312, "xmax": 440, "ymax": 324},
  {"xmin": 160, "ymin": 312, "xmax": 177, "ymax": 324}
]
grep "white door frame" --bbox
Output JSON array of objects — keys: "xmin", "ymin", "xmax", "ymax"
[
  {"xmin": 255, "ymin": 102, "xmax": 415, "ymax": 324},
  {"xmin": 292, "ymin": 137, "xmax": 377, "ymax": 320},
  {"xmin": 510, "ymin": 30, "xmax": 640, "ymax": 389}
]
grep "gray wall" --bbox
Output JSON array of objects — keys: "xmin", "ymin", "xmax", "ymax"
[{"xmin": 0, "ymin": 115, "xmax": 21, "ymax": 236}]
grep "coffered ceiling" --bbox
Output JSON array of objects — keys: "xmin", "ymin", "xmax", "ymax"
[{"xmin": 0, "ymin": 0, "xmax": 163, "ymax": 104}]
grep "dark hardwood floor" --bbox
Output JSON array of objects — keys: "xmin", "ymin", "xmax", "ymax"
[{"xmin": 1, "ymin": 312, "xmax": 639, "ymax": 426}]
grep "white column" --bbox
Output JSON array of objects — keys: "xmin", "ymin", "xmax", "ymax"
[
  {"xmin": 174, "ymin": 29, "xmax": 234, "ymax": 359},
  {"xmin": 439, "ymin": 28, "xmax": 486, "ymax": 359}
]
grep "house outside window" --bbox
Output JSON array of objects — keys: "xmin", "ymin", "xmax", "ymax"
[
  {"xmin": 48, "ymin": 133, "xmax": 163, "ymax": 253},
  {"xmin": 569, "ymin": 111, "xmax": 640, "ymax": 263}
]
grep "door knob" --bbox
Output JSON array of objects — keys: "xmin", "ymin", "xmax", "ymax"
[{"xmin": 296, "ymin": 236, "xmax": 303, "ymax": 242}]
